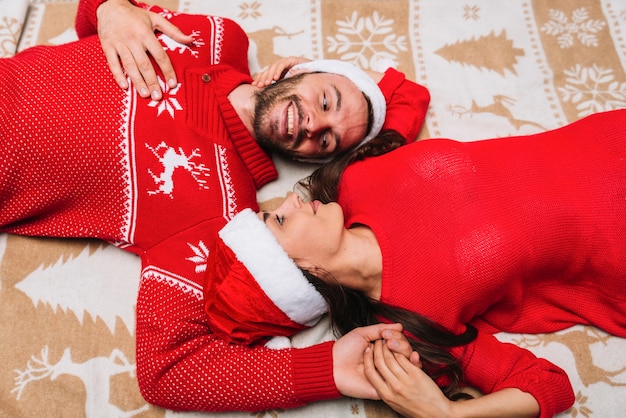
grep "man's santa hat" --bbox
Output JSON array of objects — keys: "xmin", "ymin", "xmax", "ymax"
[
  {"xmin": 287, "ymin": 60, "xmax": 387, "ymax": 162},
  {"xmin": 204, "ymin": 209, "xmax": 328, "ymax": 346}
]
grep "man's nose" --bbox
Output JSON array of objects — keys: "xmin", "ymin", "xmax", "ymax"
[{"xmin": 304, "ymin": 110, "xmax": 327, "ymax": 138}]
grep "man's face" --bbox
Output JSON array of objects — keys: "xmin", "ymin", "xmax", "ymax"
[{"xmin": 253, "ymin": 72, "xmax": 371, "ymax": 160}]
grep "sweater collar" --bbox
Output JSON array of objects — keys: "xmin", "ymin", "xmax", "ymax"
[{"xmin": 187, "ymin": 65, "xmax": 278, "ymax": 189}]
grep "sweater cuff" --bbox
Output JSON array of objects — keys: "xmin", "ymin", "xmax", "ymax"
[
  {"xmin": 76, "ymin": 0, "xmax": 140, "ymax": 39},
  {"xmin": 509, "ymin": 363, "xmax": 575, "ymax": 418},
  {"xmin": 291, "ymin": 341, "xmax": 341, "ymax": 403},
  {"xmin": 377, "ymin": 67, "xmax": 406, "ymax": 103}
]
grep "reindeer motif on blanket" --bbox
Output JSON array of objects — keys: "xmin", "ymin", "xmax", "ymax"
[
  {"xmin": 12, "ymin": 346, "xmax": 149, "ymax": 417},
  {"xmin": 447, "ymin": 95, "xmax": 548, "ymax": 131},
  {"xmin": 145, "ymin": 141, "xmax": 211, "ymax": 197},
  {"xmin": 514, "ymin": 327, "xmax": 626, "ymax": 387}
]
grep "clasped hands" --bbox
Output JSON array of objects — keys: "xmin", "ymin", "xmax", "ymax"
[{"xmin": 335, "ymin": 323, "xmax": 455, "ymax": 418}]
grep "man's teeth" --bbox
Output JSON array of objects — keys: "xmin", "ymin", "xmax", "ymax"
[{"xmin": 287, "ymin": 105, "xmax": 294, "ymax": 138}]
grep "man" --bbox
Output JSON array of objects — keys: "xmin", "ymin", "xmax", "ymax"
[
  {"xmin": 0, "ymin": 0, "xmax": 428, "ymax": 412},
  {"xmin": 93, "ymin": 0, "xmax": 429, "ymax": 161}
]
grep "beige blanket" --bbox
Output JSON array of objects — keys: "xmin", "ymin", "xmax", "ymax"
[{"xmin": 1, "ymin": 0, "xmax": 625, "ymax": 416}]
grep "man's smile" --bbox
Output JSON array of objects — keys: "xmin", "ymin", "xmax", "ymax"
[{"xmin": 286, "ymin": 102, "xmax": 295, "ymax": 139}]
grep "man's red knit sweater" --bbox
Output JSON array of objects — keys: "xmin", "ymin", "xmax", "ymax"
[
  {"xmin": 338, "ymin": 109, "xmax": 626, "ymax": 417},
  {"xmin": 0, "ymin": 0, "xmax": 430, "ymax": 411}
]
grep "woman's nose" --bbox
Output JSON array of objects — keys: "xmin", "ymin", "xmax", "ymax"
[
  {"xmin": 286, "ymin": 192, "xmax": 302, "ymax": 206},
  {"xmin": 276, "ymin": 192, "xmax": 301, "ymax": 212}
]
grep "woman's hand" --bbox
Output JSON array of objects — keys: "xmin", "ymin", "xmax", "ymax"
[
  {"xmin": 251, "ymin": 56, "xmax": 312, "ymax": 87},
  {"xmin": 365, "ymin": 342, "xmax": 541, "ymax": 418},
  {"xmin": 364, "ymin": 339, "xmax": 455, "ymax": 418},
  {"xmin": 333, "ymin": 324, "xmax": 416, "ymax": 400},
  {"xmin": 96, "ymin": 0, "xmax": 194, "ymax": 100}
]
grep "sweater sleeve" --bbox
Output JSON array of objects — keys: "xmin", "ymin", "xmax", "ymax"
[
  {"xmin": 453, "ymin": 332, "xmax": 575, "ymax": 418},
  {"xmin": 136, "ymin": 266, "xmax": 341, "ymax": 412},
  {"xmin": 377, "ymin": 68, "xmax": 430, "ymax": 142},
  {"xmin": 75, "ymin": 0, "xmax": 140, "ymax": 39}
]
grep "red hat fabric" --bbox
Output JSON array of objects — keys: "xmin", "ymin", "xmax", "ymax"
[{"xmin": 204, "ymin": 209, "xmax": 328, "ymax": 346}]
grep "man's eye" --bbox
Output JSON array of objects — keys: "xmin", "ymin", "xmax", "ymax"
[
  {"xmin": 321, "ymin": 133, "xmax": 328, "ymax": 148},
  {"xmin": 323, "ymin": 95, "xmax": 328, "ymax": 111},
  {"xmin": 275, "ymin": 214, "xmax": 284, "ymax": 225}
]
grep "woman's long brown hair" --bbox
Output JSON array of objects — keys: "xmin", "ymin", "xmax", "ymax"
[
  {"xmin": 296, "ymin": 130, "xmax": 407, "ymax": 204},
  {"xmin": 297, "ymin": 130, "xmax": 477, "ymax": 400}
]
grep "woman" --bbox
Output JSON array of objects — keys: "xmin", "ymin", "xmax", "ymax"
[{"xmin": 204, "ymin": 108, "xmax": 626, "ymax": 417}]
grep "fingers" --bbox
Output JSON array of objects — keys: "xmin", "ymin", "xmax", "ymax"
[
  {"xmin": 151, "ymin": 16, "xmax": 194, "ymax": 91},
  {"xmin": 381, "ymin": 328, "xmax": 415, "ymax": 360},
  {"xmin": 363, "ymin": 342, "xmax": 388, "ymax": 395},
  {"xmin": 96, "ymin": 0, "xmax": 192, "ymax": 100},
  {"xmin": 357, "ymin": 323, "xmax": 404, "ymax": 342},
  {"xmin": 154, "ymin": 16, "xmax": 195, "ymax": 45},
  {"xmin": 364, "ymin": 340, "xmax": 407, "ymax": 402},
  {"xmin": 373, "ymin": 340, "xmax": 407, "ymax": 382},
  {"xmin": 409, "ymin": 351, "xmax": 423, "ymax": 368},
  {"xmin": 252, "ymin": 63, "xmax": 288, "ymax": 87},
  {"xmin": 139, "ymin": 42, "xmax": 169, "ymax": 99},
  {"xmin": 102, "ymin": 47, "xmax": 129, "ymax": 90},
  {"xmin": 251, "ymin": 56, "xmax": 312, "ymax": 87}
]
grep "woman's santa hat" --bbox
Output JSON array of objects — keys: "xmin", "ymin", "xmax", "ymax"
[
  {"xmin": 287, "ymin": 60, "xmax": 387, "ymax": 162},
  {"xmin": 204, "ymin": 209, "xmax": 328, "ymax": 346}
]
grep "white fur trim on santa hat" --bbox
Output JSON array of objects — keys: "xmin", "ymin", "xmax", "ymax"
[
  {"xmin": 288, "ymin": 59, "xmax": 386, "ymax": 154},
  {"xmin": 219, "ymin": 209, "xmax": 328, "ymax": 326}
]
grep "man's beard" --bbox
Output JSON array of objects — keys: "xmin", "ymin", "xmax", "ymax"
[{"xmin": 253, "ymin": 74, "xmax": 307, "ymax": 157}]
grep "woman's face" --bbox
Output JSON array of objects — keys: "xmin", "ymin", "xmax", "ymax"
[{"xmin": 258, "ymin": 192, "xmax": 345, "ymax": 269}]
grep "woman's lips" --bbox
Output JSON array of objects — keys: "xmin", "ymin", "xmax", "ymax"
[{"xmin": 311, "ymin": 200, "xmax": 320, "ymax": 214}]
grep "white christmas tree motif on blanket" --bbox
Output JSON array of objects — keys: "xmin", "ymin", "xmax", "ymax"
[{"xmin": 14, "ymin": 245, "xmax": 139, "ymax": 334}]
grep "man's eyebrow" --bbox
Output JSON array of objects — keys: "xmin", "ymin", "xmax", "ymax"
[{"xmin": 333, "ymin": 85, "xmax": 342, "ymax": 111}]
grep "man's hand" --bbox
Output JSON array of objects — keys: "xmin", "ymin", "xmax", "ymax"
[
  {"xmin": 97, "ymin": 0, "xmax": 194, "ymax": 100},
  {"xmin": 333, "ymin": 323, "xmax": 417, "ymax": 399},
  {"xmin": 251, "ymin": 56, "xmax": 312, "ymax": 87}
]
